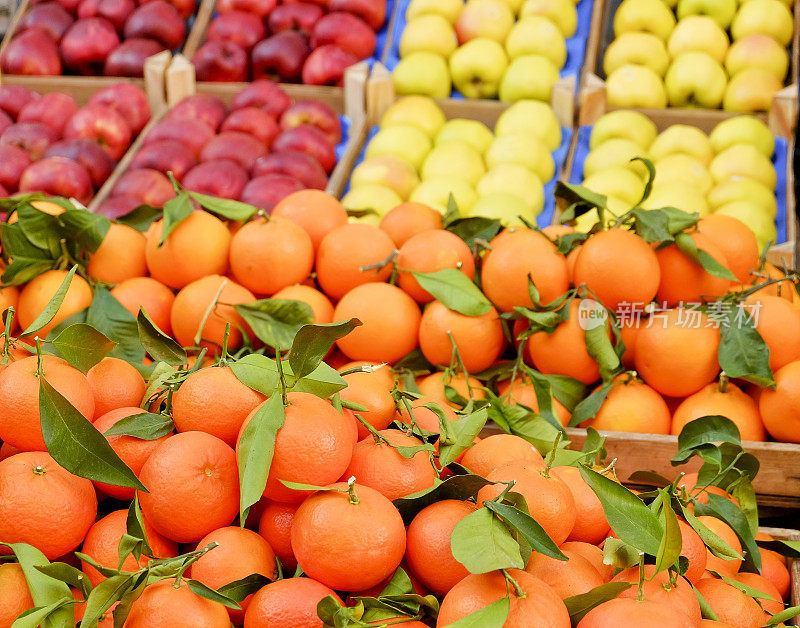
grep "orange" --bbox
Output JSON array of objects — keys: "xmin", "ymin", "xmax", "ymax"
[
  {"xmin": 229, "ymin": 216, "xmax": 314, "ymax": 296},
  {"xmin": 398, "ymin": 395, "xmax": 458, "ymax": 433},
  {"xmin": 0, "ymin": 355, "xmax": 95, "ymax": 451},
  {"xmin": 614, "ymin": 565, "xmax": 701, "ymax": 623},
  {"xmin": 0, "ymin": 285, "xmax": 19, "ymax": 334},
  {"xmin": 481, "ymin": 227, "xmax": 570, "ymax": 311},
  {"xmin": 743, "ymin": 294, "xmax": 800, "ymax": 372},
  {"xmin": 560, "ymin": 541, "xmax": 612, "ymax": 582},
  {"xmin": 699, "ymin": 620, "xmax": 736, "ymax": 627},
  {"xmin": 697, "ymin": 215, "xmax": 759, "ymax": 285},
  {"xmin": 86, "ymin": 357, "xmax": 146, "ymax": 419},
  {"xmin": 551, "ymin": 466, "xmax": 610, "ymax": 544},
  {"xmin": 80, "ymin": 509, "xmax": 178, "ymax": 586},
  {"xmin": 419, "ymin": 301, "xmax": 504, "ymax": 374},
  {"xmin": 244, "ymin": 577, "xmax": 343, "ymax": 628},
  {"xmin": 745, "ymin": 263, "xmax": 797, "ymax": 301},
  {"xmin": 760, "ymin": 547, "xmax": 791, "ymax": 599},
  {"xmin": 0, "ymin": 442, "xmax": 21, "ymax": 462},
  {"xmin": 619, "ymin": 320, "xmax": 640, "ymax": 369},
  {"xmin": 525, "ymin": 549, "xmax": 603, "ymax": 599},
  {"xmin": 416, "ymin": 371, "xmax": 486, "ymax": 408},
  {"xmin": 258, "ymin": 501, "xmax": 300, "ymax": 571},
  {"xmin": 271, "ymin": 189, "xmax": 348, "ymax": 251},
  {"xmin": 86, "ymin": 223, "xmax": 147, "ymax": 284},
  {"xmin": 110, "ymin": 277, "xmax": 176, "ymax": 335},
  {"xmin": 0, "ymin": 562, "xmax": 33, "ymax": 627},
  {"xmin": 379, "ymin": 201, "xmax": 442, "ymax": 247},
  {"xmin": 272, "ymin": 284, "xmax": 333, "ymax": 324},
  {"xmin": 397, "ymin": 230, "xmax": 475, "ymax": 303},
  {"xmin": 340, "ymin": 369, "xmax": 397, "ymax": 439},
  {"xmin": 460, "ymin": 433, "xmax": 544, "ymax": 477},
  {"xmin": 577, "ymin": 597, "xmax": 695, "ymax": 627},
  {"xmin": 138, "ymin": 431, "xmax": 239, "ymax": 543},
  {"xmin": 586, "ymin": 378, "xmax": 671, "ymax": 434},
  {"xmin": 542, "ymin": 224, "xmax": 575, "ymax": 240},
  {"xmin": 677, "ymin": 472, "xmax": 738, "ymax": 508},
  {"xmin": 0, "ymin": 451, "xmax": 96, "ymax": 560},
  {"xmin": 694, "ymin": 577, "xmax": 769, "ymax": 628},
  {"xmin": 170, "ymin": 274, "xmax": 255, "ymax": 353},
  {"xmin": 405, "ymin": 499, "xmax": 477, "ymax": 596},
  {"xmin": 342, "ymin": 428, "xmax": 436, "ymax": 500},
  {"xmin": 655, "ymin": 232, "xmax": 732, "ymax": 307},
  {"xmin": 573, "ymin": 228, "xmax": 660, "ymax": 311},
  {"xmin": 333, "ymin": 283, "xmax": 421, "ymax": 363},
  {"xmin": 437, "ymin": 569, "xmax": 570, "ymax": 627},
  {"xmin": 172, "ymin": 366, "xmax": 265, "ymax": 447},
  {"xmin": 671, "ymin": 381, "xmax": 765, "ymax": 442},
  {"xmin": 339, "ymin": 361, "xmax": 395, "ymax": 390},
  {"xmin": 678, "ymin": 518, "xmax": 708, "ymax": 583},
  {"xmin": 315, "ymin": 223, "xmax": 395, "ymax": 300},
  {"xmin": 566, "ymin": 245, "xmax": 581, "ymax": 283},
  {"xmin": 291, "ymin": 482, "xmax": 406, "ymax": 591},
  {"xmin": 17, "ymin": 269, "xmax": 93, "ymax": 338},
  {"xmin": 633, "ymin": 308, "xmax": 721, "ymax": 397},
  {"xmin": 696, "ymin": 516, "xmax": 742, "ymax": 575},
  {"xmin": 497, "ymin": 376, "xmax": 572, "ymax": 426},
  {"xmin": 124, "ymin": 578, "xmax": 230, "ymax": 628},
  {"xmin": 729, "ymin": 572, "xmax": 784, "ymax": 615},
  {"xmin": 758, "ymin": 360, "xmax": 800, "ymax": 443}
]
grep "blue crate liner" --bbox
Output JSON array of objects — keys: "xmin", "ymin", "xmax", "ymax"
[
  {"xmin": 335, "ymin": 115, "xmax": 351, "ymax": 161},
  {"xmin": 345, "ymin": 124, "xmax": 573, "ymax": 229},
  {"xmin": 569, "ymin": 125, "xmax": 789, "ymax": 245},
  {"xmin": 384, "ymin": 0, "xmax": 593, "ymax": 96}
]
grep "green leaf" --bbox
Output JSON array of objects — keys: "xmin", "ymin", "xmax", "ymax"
[
  {"xmin": 279, "ymin": 481, "xmax": 342, "ymax": 492},
  {"xmin": 438, "ymin": 407, "xmax": 488, "ymax": 468},
  {"xmin": 446, "ymin": 217, "xmax": 502, "ymax": 250},
  {"xmin": 235, "ymin": 299, "xmax": 314, "ymax": 350},
  {"xmin": 79, "ymin": 574, "xmax": 135, "ymax": 628},
  {"xmin": 15, "ymin": 202, "xmax": 63, "ymax": 251},
  {"xmin": 158, "ymin": 193, "xmax": 193, "ymax": 246},
  {"xmin": 582, "ymin": 304, "xmax": 621, "ymax": 383},
  {"xmin": 103, "ymin": 412, "xmax": 174, "ymax": 440},
  {"xmin": 443, "ymin": 193, "xmax": 461, "ymax": 226},
  {"xmin": 137, "ymin": 309, "xmax": 187, "ymax": 365},
  {"xmin": 631, "ymin": 208, "xmax": 672, "ymax": 243},
  {"xmin": 288, "ymin": 319, "xmax": 362, "ymax": 380},
  {"xmin": 292, "ymin": 361, "xmax": 348, "ymax": 398},
  {"xmin": 126, "ymin": 495, "xmax": 154, "ymax": 558},
  {"xmin": 34, "ymin": 562, "xmax": 92, "ymax": 597},
  {"xmin": 766, "ymin": 604, "xmax": 800, "ymax": 625},
  {"xmin": 563, "ymin": 582, "xmax": 634, "ymax": 623},
  {"xmin": 393, "ymin": 473, "xmax": 493, "ymax": 524},
  {"xmin": 451, "ymin": 507, "xmax": 524, "ymax": 574},
  {"xmin": 692, "ymin": 582, "xmax": 720, "ymax": 621},
  {"xmin": 114, "ymin": 204, "xmax": 161, "ymax": 231},
  {"xmin": 39, "ymin": 377, "xmax": 146, "ymax": 491},
  {"xmin": 50, "ymin": 323, "xmax": 116, "ymax": 373},
  {"xmin": 10, "ymin": 598, "xmax": 73, "ymax": 628},
  {"xmin": 602, "ymin": 538, "xmax": 642, "ymax": 571},
  {"xmin": 630, "ymin": 157, "xmax": 655, "ymax": 208},
  {"xmin": 60, "ymin": 208, "xmax": 111, "ymax": 254},
  {"xmin": 653, "ymin": 489, "xmax": 682, "ymax": 573},
  {"xmin": 568, "ymin": 382, "xmax": 615, "ymax": 427},
  {"xmin": 483, "ymin": 501, "xmax": 566, "ymax": 560},
  {"xmin": 20, "ymin": 265, "xmax": 77, "ymax": 337},
  {"xmin": 756, "ymin": 539, "xmax": 800, "ymax": 558},
  {"xmin": 85, "ymin": 288, "xmax": 145, "ymax": 364},
  {"xmin": 674, "ymin": 233, "xmax": 737, "ymax": 281},
  {"xmin": 554, "ymin": 181, "xmax": 608, "ymax": 217},
  {"xmin": 187, "ymin": 192, "xmax": 259, "ymax": 221},
  {"xmin": 717, "ymin": 305, "xmax": 775, "ymax": 388},
  {"xmin": 440, "ymin": 596, "xmax": 509, "ymax": 628},
  {"xmin": 217, "ymin": 574, "xmax": 272, "ymax": 602},
  {"xmin": 673, "ymin": 415, "xmax": 742, "ymax": 463},
  {"xmin": 186, "ymin": 580, "xmax": 241, "ymax": 609},
  {"xmin": 412, "ymin": 268, "xmax": 492, "ymax": 316},
  {"xmin": 709, "ymin": 571, "xmax": 775, "ymax": 601},
  {"xmin": 696, "ymin": 494, "xmax": 760, "ymax": 573},
  {"xmin": 681, "ymin": 509, "xmax": 742, "ymax": 561},
  {"xmin": 230, "ymin": 353, "xmax": 280, "ymax": 396}
]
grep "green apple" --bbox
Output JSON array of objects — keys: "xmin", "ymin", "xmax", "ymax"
[
  {"xmin": 505, "ymin": 17, "xmax": 567, "ymax": 68},
  {"xmin": 342, "ymin": 185, "xmax": 403, "ymax": 217},
  {"xmin": 667, "ymin": 16, "xmax": 729, "ymax": 64},
  {"xmin": 449, "ymin": 38, "xmax": 509, "ymax": 99},
  {"xmin": 486, "ymin": 133, "xmax": 555, "ymax": 182},
  {"xmin": 381, "ymin": 96, "xmax": 446, "ymax": 138},
  {"xmin": 406, "ymin": 0, "xmax": 464, "ymax": 24},
  {"xmin": 723, "ymin": 68, "xmax": 782, "ymax": 114},
  {"xmin": 642, "ymin": 181, "xmax": 710, "ymax": 215},
  {"xmin": 455, "ymin": 0, "xmax": 515, "ymax": 44},
  {"xmin": 603, "ymin": 32, "xmax": 670, "ymax": 77},
  {"xmin": 653, "ymin": 154, "xmax": 713, "ymax": 194},
  {"xmin": 710, "ymin": 143, "xmax": 777, "ymax": 189},
  {"xmin": 436, "ymin": 119, "xmax": 495, "ymax": 154},
  {"xmin": 422, "ymin": 141, "xmax": 487, "ymax": 186},
  {"xmin": 664, "ymin": 52, "xmax": 727, "ymax": 108},
  {"xmin": 582, "ymin": 167, "xmax": 645, "ymax": 206},
  {"xmin": 477, "ymin": 164, "xmax": 545, "ymax": 213},
  {"xmin": 366, "ymin": 125, "xmax": 433, "ymax": 172},
  {"xmin": 409, "ymin": 177, "xmax": 479, "ymax": 214},
  {"xmin": 499, "ymin": 55, "xmax": 560, "ymax": 103},
  {"xmin": 497, "ymin": 0, "xmax": 525, "ymax": 14},
  {"xmin": 613, "ymin": 0, "xmax": 676, "ymax": 41},
  {"xmin": 725, "ymin": 33, "xmax": 789, "ymax": 82},
  {"xmin": 392, "ymin": 53, "xmax": 452, "ymax": 99},
  {"xmin": 400, "ymin": 15, "xmax": 458, "ymax": 58},
  {"xmin": 677, "ymin": 0, "xmax": 736, "ymax": 29},
  {"xmin": 649, "ymin": 124, "xmax": 714, "ymax": 165},
  {"xmin": 731, "ymin": 0, "xmax": 794, "ymax": 46},
  {"xmin": 708, "ymin": 177, "xmax": 777, "ymax": 217},
  {"xmin": 709, "ymin": 116, "xmax": 774, "ymax": 157},
  {"xmin": 520, "ymin": 0, "xmax": 578, "ymax": 37},
  {"xmin": 495, "ymin": 101, "xmax": 561, "ymax": 151},
  {"xmin": 583, "ymin": 139, "xmax": 649, "ymax": 180},
  {"xmin": 715, "ymin": 200, "xmax": 777, "ymax": 251},
  {"xmin": 351, "ymin": 156, "xmax": 420, "ymax": 200},
  {"xmin": 468, "ymin": 192, "xmax": 537, "ymax": 225},
  {"xmin": 606, "ymin": 65, "xmax": 668, "ymax": 108},
  {"xmin": 589, "ymin": 111, "xmax": 657, "ymax": 150}
]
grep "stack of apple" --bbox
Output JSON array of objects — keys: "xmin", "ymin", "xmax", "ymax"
[
  {"xmin": 605, "ymin": 0, "xmax": 795, "ymax": 112},
  {"xmin": 343, "ymin": 96, "xmax": 563, "ymax": 226},
  {"xmin": 190, "ymin": 0, "xmax": 386, "ymax": 85},
  {"xmin": 0, "ymin": 83, "xmax": 150, "ymax": 204},
  {"xmin": 0, "ymin": 0, "xmax": 192, "ymax": 77},
  {"xmin": 95, "ymin": 80, "xmax": 342, "ymax": 217},
  {"xmin": 391, "ymin": 0, "xmax": 580, "ymax": 101},
  {"xmin": 574, "ymin": 110, "xmax": 781, "ymax": 249}
]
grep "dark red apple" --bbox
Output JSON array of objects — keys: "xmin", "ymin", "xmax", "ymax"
[
  {"xmin": 199, "ymin": 131, "xmax": 266, "ymax": 173},
  {"xmin": 1, "ymin": 28, "xmax": 62, "ymax": 75},
  {"xmin": 301, "ymin": 44, "xmax": 358, "ymax": 86},
  {"xmin": 0, "ymin": 86, "xmax": 39, "ymax": 120},
  {"xmin": 0, "ymin": 145, "xmax": 33, "ymax": 193},
  {"xmin": 272, "ymin": 123, "xmax": 336, "ymax": 172},
  {"xmin": 18, "ymin": 2, "xmax": 74, "ymax": 41},
  {"xmin": 18, "ymin": 92, "xmax": 78, "ymax": 135},
  {"xmin": 60, "ymin": 18, "xmax": 120, "ymax": 75},
  {"xmin": 328, "ymin": 0, "xmax": 386, "ymax": 30},
  {"xmin": 88, "ymin": 83, "xmax": 151, "ymax": 134},
  {"xmin": 280, "ymin": 100, "xmax": 341, "ymax": 145},
  {"xmin": 138, "ymin": 0, "xmax": 194, "ymax": 19},
  {"xmin": 45, "ymin": 138, "xmax": 116, "ymax": 188},
  {"xmin": 32, "ymin": 0, "xmax": 81, "ymax": 14},
  {"xmin": 217, "ymin": 0, "xmax": 275, "ymax": 18},
  {"xmin": 267, "ymin": 2, "xmax": 323, "ymax": 35},
  {"xmin": 0, "ymin": 122, "xmax": 57, "ymax": 160},
  {"xmin": 251, "ymin": 31, "xmax": 309, "ymax": 83},
  {"xmin": 192, "ymin": 40, "xmax": 248, "ymax": 83},
  {"xmin": 145, "ymin": 117, "xmax": 215, "ymax": 156},
  {"xmin": 253, "ymin": 150, "xmax": 327, "ymax": 190},
  {"xmin": 230, "ymin": 80, "xmax": 291, "ymax": 119},
  {"xmin": 240, "ymin": 174, "xmax": 305, "ymax": 212},
  {"xmin": 164, "ymin": 94, "xmax": 227, "ymax": 131},
  {"xmin": 111, "ymin": 167, "xmax": 175, "ymax": 206},
  {"xmin": 77, "ymin": 0, "xmax": 136, "ymax": 33},
  {"xmin": 182, "ymin": 159, "xmax": 248, "ymax": 199},
  {"xmin": 0, "ymin": 111, "xmax": 12, "ymax": 136},
  {"xmin": 220, "ymin": 107, "xmax": 278, "ymax": 147},
  {"xmin": 130, "ymin": 140, "xmax": 196, "ymax": 181},
  {"xmin": 0, "ymin": 184, "xmax": 9, "ymax": 197},
  {"xmin": 95, "ymin": 194, "xmax": 141, "ymax": 219},
  {"xmin": 123, "ymin": 1, "xmax": 185, "ymax": 50},
  {"xmin": 104, "ymin": 38, "xmax": 165, "ymax": 77},
  {"xmin": 19, "ymin": 157, "xmax": 93, "ymax": 204},
  {"xmin": 311, "ymin": 13, "xmax": 375, "ymax": 60},
  {"xmin": 206, "ymin": 11, "xmax": 265, "ymax": 53},
  {"xmin": 63, "ymin": 104, "xmax": 132, "ymax": 160}
]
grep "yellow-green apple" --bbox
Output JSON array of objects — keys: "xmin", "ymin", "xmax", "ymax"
[
  {"xmin": 421, "ymin": 141, "xmax": 486, "ymax": 186},
  {"xmin": 664, "ymin": 52, "xmax": 727, "ymax": 108},
  {"xmin": 731, "ymin": 0, "xmax": 794, "ymax": 46},
  {"xmin": 613, "ymin": 0, "xmax": 676, "ymax": 41},
  {"xmin": 653, "ymin": 154, "xmax": 713, "ymax": 193},
  {"xmin": 499, "ymin": 54, "xmax": 559, "ymax": 102},
  {"xmin": 392, "ymin": 52, "xmax": 452, "ymax": 99},
  {"xmin": 449, "ymin": 38, "xmax": 509, "ymax": 99},
  {"xmin": 380, "ymin": 96, "xmax": 446, "ymax": 138},
  {"xmin": 366, "ymin": 125, "xmax": 432, "ymax": 171},
  {"xmin": 667, "ymin": 16, "xmax": 729, "ymax": 63},
  {"xmin": 497, "ymin": 0, "xmax": 525, "ymax": 14},
  {"xmin": 469, "ymin": 192, "xmax": 537, "ymax": 225},
  {"xmin": 589, "ymin": 111, "xmax": 657, "ymax": 150},
  {"xmin": 573, "ymin": 205, "xmax": 616, "ymax": 232},
  {"xmin": 521, "ymin": 0, "xmax": 578, "ymax": 36},
  {"xmin": 710, "ymin": 143, "xmax": 776, "ymax": 188},
  {"xmin": 409, "ymin": 177, "xmax": 479, "ymax": 213},
  {"xmin": 642, "ymin": 181, "xmax": 710, "ymax": 214},
  {"xmin": 723, "ymin": 69, "xmax": 782, "ymax": 113},
  {"xmin": 342, "ymin": 184, "xmax": 403, "ymax": 217},
  {"xmin": 582, "ymin": 167, "xmax": 645, "ymax": 205},
  {"xmin": 708, "ymin": 177, "xmax": 777, "ymax": 217},
  {"xmin": 715, "ymin": 200, "xmax": 777, "ymax": 250},
  {"xmin": 455, "ymin": 0, "xmax": 514, "ymax": 44},
  {"xmin": 677, "ymin": 0, "xmax": 736, "ymax": 28},
  {"xmin": 649, "ymin": 124, "xmax": 714, "ymax": 164},
  {"xmin": 603, "ymin": 32, "xmax": 670, "ymax": 77},
  {"xmin": 725, "ymin": 33, "xmax": 789, "ymax": 81},
  {"xmin": 485, "ymin": 133, "xmax": 554, "ymax": 181},
  {"xmin": 351, "ymin": 155, "xmax": 420, "ymax": 200},
  {"xmin": 406, "ymin": 0, "xmax": 463, "ymax": 23},
  {"xmin": 477, "ymin": 164, "xmax": 545, "ymax": 213},
  {"xmin": 505, "ymin": 16, "xmax": 567, "ymax": 68},
  {"xmin": 583, "ymin": 138, "xmax": 649, "ymax": 179},
  {"xmin": 436, "ymin": 119, "xmax": 495, "ymax": 154},
  {"xmin": 606, "ymin": 65, "xmax": 668, "ymax": 108},
  {"xmin": 495, "ymin": 100, "xmax": 561, "ymax": 150},
  {"xmin": 400, "ymin": 15, "xmax": 457, "ymax": 58},
  {"xmin": 709, "ymin": 116, "xmax": 774, "ymax": 157}
]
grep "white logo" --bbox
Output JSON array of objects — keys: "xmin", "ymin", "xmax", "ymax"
[{"xmin": 577, "ymin": 298, "xmax": 608, "ymax": 331}]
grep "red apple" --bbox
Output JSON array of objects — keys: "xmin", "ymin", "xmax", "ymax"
[
  {"xmin": 183, "ymin": 159, "xmax": 248, "ymax": 199},
  {"xmin": 63, "ymin": 104, "xmax": 132, "ymax": 160},
  {"xmin": 145, "ymin": 117, "xmax": 215, "ymax": 156},
  {"xmin": 199, "ymin": 131, "xmax": 266, "ymax": 173},
  {"xmin": 0, "ymin": 184, "xmax": 9, "ymax": 197},
  {"xmin": 0, "ymin": 145, "xmax": 33, "ymax": 193},
  {"xmin": 138, "ymin": 0, "xmax": 194, "ymax": 19},
  {"xmin": 268, "ymin": 2, "xmax": 323, "ymax": 35},
  {"xmin": 60, "ymin": 18, "xmax": 120, "ymax": 75},
  {"xmin": 206, "ymin": 11, "xmax": 265, "ymax": 53},
  {"xmin": 272, "ymin": 123, "xmax": 336, "ymax": 172},
  {"xmin": 105, "ymin": 38, "xmax": 165, "ymax": 77},
  {"xmin": 0, "ymin": 122, "xmax": 57, "ymax": 160},
  {"xmin": 45, "ymin": 138, "xmax": 116, "ymax": 188},
  {"xmin": 123, "ymin": 1, "xmax": 185, "ymax": 50},
  {"xmin": 0, "ymin": 111, "xmax": 12, "ymax": 136},
  {"xmin": 164, "ymin": 94, "xmax": 227, "ymax": 131},
  {"xmin": 311, "ymin": 13, "xmax": 375, "ymax": 60},
  {"xmin": 95, "ymin": 194, "xmax": 140, "ymax": 219},
  {"xmin": 0, "ymin": 86, "xmax": 39, "ymax": 120},
  {"xmin": 88, "ymin": 83, "xmax": 151, "ymax": 134},
  {"xmin": 32, "ymin": 0, "xmax": 81, "ymax": 13},
  {"xmin": 19, "ymin": 2, "xmax": 74, "ymax": 41},
  {"xmin": 240, "ymin": 174, "xmax": 305, "ymax": 212},
  {"xmin": 253, "ymin": 150, "xmax": 327, "ymax": 190},
  {"xmin": 111, "ymin": 167, "xmax": 175, "ymax": 206},
  {"xmin": 130, "ymin": 139, "xmax": 196, "ymax": 181},
  {"xmin": 1, "ymin": 28, "xmax": 62, "ymax": 75},
  {"xmin": 280, "ymin": 100, "xmax": 341, "ymax": 145},
  {"xmin": 230, "ymin": 80, "xmax": 291, "ymax": 119},
  {"xmin": 78, "ymin": 0, "xmax": 136, "ymax": 33},
  {"xmin": 301, "ymin": 44, "xmax": 357, "ymax": 86},
  {"xmin": 192, "ymin": 40, "xmax": 248, "ymax": 82},
  {"xmin": 19, "ymin": 157, "xmax": 94, "ymax": 204},
  {"xmin": 251, "ymin": 31, "xmax": 309, "ymax": 83},
  {"xmin": 220, "ymin": 107, "xmax": 279, "ymax": 147},
  {"xmin": 18, "ymin": 92, "xmax": 78, "ymax": 135},
  {"xmin": 328, "ymin": 0, "xmax": 386, "ymax": 30},
  {"xmin": 217, "ymin": 0, "xmax": 275, "ymax": 18}
]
